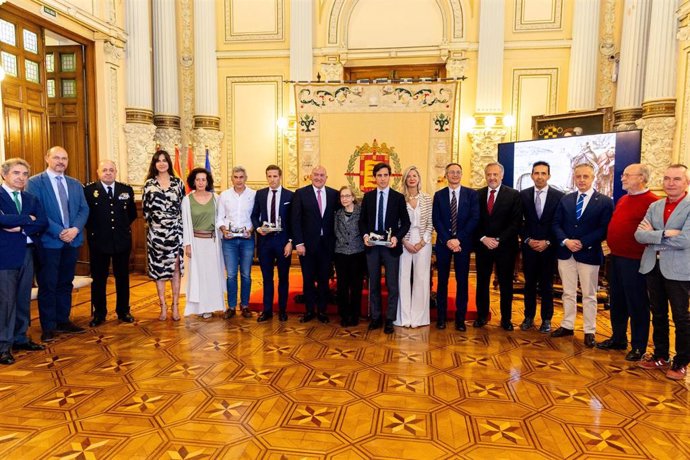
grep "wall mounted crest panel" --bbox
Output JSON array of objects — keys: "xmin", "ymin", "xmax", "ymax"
[
  {"xmin": 224, "ymin": 0, "xmax": 284, "ymax": 42},
  {"xmin": 514, "ymin": 0, "xmax": 563, "ymax": 31}
]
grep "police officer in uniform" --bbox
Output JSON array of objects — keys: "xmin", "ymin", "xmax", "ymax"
[{"xmin": 84, "ymin": 160, "xmax": 137, "ymax": 326}]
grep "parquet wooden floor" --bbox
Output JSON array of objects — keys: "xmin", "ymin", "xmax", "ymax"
[{"xmin": 1, "ymin": 269, "xmax": 688, "ymax": 459}]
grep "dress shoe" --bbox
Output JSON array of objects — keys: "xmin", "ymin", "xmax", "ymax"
[
  {"xmin": 473, "ymin": 318, "xmax": 488, "ymax": 328},
  {"xmin": 13, "ymin": 340, "xmax": 45, "ymax": 352},
  {"xmin": 89, "ymin": 317, "xmax": 106, "ymax": 327},
  {"xmin": 520, "ymin": 318, "xmax": 534, "ymax": 331},
  {"xmin": 550, "ymin": 327, "xmax": 574, "ymax": 338},
  {"xmin": 368, "ymin": 318, "xmax": 382, "ymax": 330},
  {"xmin": 384, "ymin": 320, "xmax": 395, "ymax": 334},
  {"xmin": 595, "ymin": 338, "xmax": 627, "ymax": 350},
  {"xmin": 224, "ymin": 308, "xmax": 236, "ymax": 319},
  {"xmin": 348, "ymin": 317, "xmax": 359, "ymax": 327},
  {"xmin": 279, "ymin": 312, "xmax": 288, "ymax": 322},
  {"xmin": 257, "ymin": 313, "xmax": 273, "ymax": 323},
  {"xmin": 0, "ymin": 351, "xmax": 15, "ymax": 365},
  {"xmin": 317, "ymin": 313, "xmax": 330, "ymax": 324},
  {"xmin": 55, "ymin": 321, "xmax": 86, "ymax": 334},
  {"xmin": 118, "ymin": 313, "xmax": 135, "ymax": 323},
  {"xmin": 40, "ymin": 330, "xmax": 57, "ymax": 342},
  {"xmin": 501, "ymin": 321, "xmax": 514, "ymax": 331},
  {"xmin": 455, "ymin": 322, "xmax": 467, "ymax": 332},
  {"xmin": 436, "ymin": 320, "xmax": 446, "ymax": 330},
  {"xmin": 300, "ymin": 312, "xmax": 316, "ymax": 323},
  {"xmin": 625, "ymin": 349, "xmax": 643, "ymax": 361},
  {"xmin": 539, "ymin": 320, "xmax": 552, "ymax": 334},
  {"xmin": 241, "ymin": 307, "xmax": 252, "ymax": 318},
  {"xmin": 584, "ymin": 333, "xmax": 596, "ymax": 348}
]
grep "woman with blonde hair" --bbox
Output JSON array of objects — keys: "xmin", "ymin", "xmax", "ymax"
[{"xmin": 395, "ymin": 166, "xmax": 433, "ymax": 328}]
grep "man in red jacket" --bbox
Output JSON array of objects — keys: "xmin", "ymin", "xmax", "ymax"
[{"xmin": 597, "ymin": 163, "xmax": 658, "ymax": 361}]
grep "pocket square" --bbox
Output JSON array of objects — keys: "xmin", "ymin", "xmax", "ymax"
[{"xmin": 283, "ymin": 201, "xmax": 291, "ymax": 205}]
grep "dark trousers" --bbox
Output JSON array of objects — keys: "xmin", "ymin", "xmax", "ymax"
[
  {"xmin": 646, "ymin": 263, "xmax": 690, "ymax": 366},
  {"xmin": 476, "ymin": 247, "xmax": 516, "ymax": 322},
  {"xmin": 36, "ymin": 245, "xmax": 79, "ymax": 331},
  {"xmin": 334, "ymin": 252, "xmax": 365, "ymax": 321},
  {"xmin": 522, "ymin": 246, "xmax": 557, "ymax": 322},
  {"xmin": 436, "ymin": 245, "xmax": 471, "ymax": 324},
  {"xmin": 298, "ymin": 237, "xmax": 332, "ymax": 314},
  {"xmin": 14, "ymin": 247, "xmax": 35, "ymax": 344},
  {"xmin": 0, "ymin": 269, "xmax": 19, "ymax": 353},
  {"xmin": 366, "ymin": 246, "xmax": 400, "ymax": 322},
  {"xmin": 609, "ymin": 255, "xmax": 650, "ymax": 350},
  {"xmin": 257, "ymin": 237, "xmax": 291, "ymax": 315},
  {"xmin": 90, "ymin": 245, "xmax": 131, "ymax": 319}
]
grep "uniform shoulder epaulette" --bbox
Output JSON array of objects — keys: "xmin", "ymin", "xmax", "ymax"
[{"xmin": 85, "ymin": 181, "xmax": 96, "ymax": 186}]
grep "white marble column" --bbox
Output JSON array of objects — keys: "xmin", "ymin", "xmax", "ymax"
[
  {"xmin": 152, "ymin": 0, "xmax": 181, "ymax": 153},
  {"xmin": 636, "ymin": 0, "xmax": 678, "ymax": 189},
  {"xmin": 124, "ymin": 0, "xmax": 156, "ymax": 186},
  {"xmin": 614, "ymin": 0, "xmax": 652, "ymax": 130},
  {"xmin": 567, "ymin": 0, "xmax": 601, "ymax": 111},
  {"xmin": 192, "ymin": 0, "xmax": 222, "ymax": 178}
]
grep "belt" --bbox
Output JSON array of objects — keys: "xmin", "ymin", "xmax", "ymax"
[{"xmin": 193, "ymin": 230, "xmax": 215, "ymax": 239}]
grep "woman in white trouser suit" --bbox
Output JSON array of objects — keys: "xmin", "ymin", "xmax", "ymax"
[{"xmin": 395, "ymin": 166, "xmax": 433, "ymax": 328}]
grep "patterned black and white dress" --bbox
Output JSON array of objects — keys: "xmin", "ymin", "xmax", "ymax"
[{"xmin": 142, "ymin": 176, "xmax": 185, "ymax": 280}]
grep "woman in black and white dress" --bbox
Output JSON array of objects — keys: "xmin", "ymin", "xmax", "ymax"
[{"xmin": 142, "ymin": 151, "xmax": 185, "ymax": 321}]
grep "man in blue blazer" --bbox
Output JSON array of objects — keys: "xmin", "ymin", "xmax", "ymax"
[
  {"xmin": 432, "ymin": 163, "xmax": 479, "ymax": 331},
  {"xmin": 552, "ymin": 163, "xmax": 613, "ymax": 347},
  {"xmin": 26, "ymin": 146, "xmax": 90, "ymax": 342},
  {"xmin": 635, "ymin": 164, "xmax": 690, "ymax": 380},
  {"xmin": 0, "ymin": 158, "xmax": 48, "ymax": 364},
  {"xmin": 251, "ymin": 165, "xmax": 294, "ymax": 322},
  {"xmin": 291, "ymin": 165, "xmax": 340, "ymax": 323},
  {"xmin": 519, "ymin": 161, "xmax": 564, "ymax": 333}
]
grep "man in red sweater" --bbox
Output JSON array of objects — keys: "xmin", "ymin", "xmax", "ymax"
[{"xmin": 597, "ymin": 163, "xmax": 658, "ymax": 361}]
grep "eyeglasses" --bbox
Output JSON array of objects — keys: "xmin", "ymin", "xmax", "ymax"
[
  {"xmin": 340, "ymin": 194, "xmax": 353, "ymax": 198},
  {"xmin": 621, "ymin": 173, "xmax": 642, "ymax": 177}
]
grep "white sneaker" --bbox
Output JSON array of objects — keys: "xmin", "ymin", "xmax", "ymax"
[{"xmin": 202, "ymin": 313, "xmax": 212, "ymax": 319}]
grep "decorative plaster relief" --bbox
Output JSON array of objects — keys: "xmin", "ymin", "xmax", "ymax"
[
  {"xmin": 109, "ymin": 67, "xmax": 120, "ymax": 161},
  {"xmin": 635, "ymin": 116, "xmax": 676, "ymax": 189},
  {"xmin": 123, "ymin": 123, "xmax": 157, "ymax": 187},
  {"xmin": 179, "ymin": 0, "xmax": 195, "ymax": 145},
  {"xmin": 514, "ymin": 0, "xmax": 563, "ymax": 31},
  {"xmin": 224, "ymin": 0, "xmax": 284, "ymax": 42},
  {"xmin": 445, "ymin": 56, "xmax": 467, "ymax": 79},
  {"xmin": 468, "ymin": 128, "xmax": 507, "ymax": 188},
  {"xmin": 320, "ymin": 61, "xmax": 344, "ymax": 82},
  {"xmin": 193, "ymin": 128, "xmax": 224, "ymax": 178},
  {"xmin": 680, "ymin": 52, "xmax": 690, "ymax": 162},
  {"xmin": 597, "ymin": 0, "xmax": 617, "ymax": 108},
  {"xmin": 104, "ymin": 40, "xmax": 124, "ymax": 65},
  {"xmin": 154, "ymin": 128, "xmax": 183, "ymax": 160}
]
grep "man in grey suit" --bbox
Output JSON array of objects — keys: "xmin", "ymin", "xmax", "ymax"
[{"xmin": 635, "ymin": 164, "xmax": 690, "ymax": 380}]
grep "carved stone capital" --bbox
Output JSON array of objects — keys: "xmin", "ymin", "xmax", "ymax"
[
  {"xmin": 445, "ymin": 56, "xmax": 467, "ymax": 79},
  {"xmin": 468, "ymin": 128, "xmax": 507, "ymax": 187},
  {"xmin": 126, "ymin": 108, "xmax": 154, "ymax": 124},
  {"xmin": 123, "ymin": 123, "xmax": 157, "ymax": 188},
  {"xmin": 153, "ymin": 128, "xmax": 182, "ymax": 159},
  {"xmin": 154, "ymin": 115, "xmax": 181, "ymax": 129},
  {"xmin": 104, "ymin": 40, "xmax": 124, "ymax": 62},
  {"xmin": 193, "ymin": 116, "xmax": 221, "ymax": 130},
  {"xmin": 613, "ymin": 108, "xmax": 642, "ymax": 131},
  {"xmin": 635, "ymin": 116, "xmax": 676, "ymax": 190},
  {"xmin": 642, "ymin": 99, "xmax": 676, "ymax": 118},
  {"xmin": 192, "ymin": 129, "xmax": 224, "ymax": 180},
  {"xmin": 678, "ymin": 24, "xmax": 690, "ymax": 42},
  {"xmin": 320, "ymin": 61, "xmax": 343, "ymax": 82}
]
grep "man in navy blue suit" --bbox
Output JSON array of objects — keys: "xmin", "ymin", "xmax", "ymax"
[
  {"xmin": 291, "ymin": 165, "xmax": 340, "ymax": 323},
  {"xmin": 0, "ymin": 158, "xmax": 48, "ymax": 364},
  {"xmin": 26, "ymin": 146, "xmax": 90, "ymax": 343},
  {"xmin": 519, "ymin": 161, "xmax": 564, "ymax": 333},
  {"xmin": 552, "ymin": 163, "xmax": 613, "ymax": 347},
  {"xmin": 432, "ymin": 163, "xmax": 479, "ymax": 331},
  {"xmin": 251, "ymin": 165, "xmax": 294, "ymax": 322}
]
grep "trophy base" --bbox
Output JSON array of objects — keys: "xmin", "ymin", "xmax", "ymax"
[{"xmin": 371, "ymin": 240, "xmax": 393, "ymax": 247}]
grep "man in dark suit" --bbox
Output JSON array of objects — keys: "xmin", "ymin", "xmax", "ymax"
[
  {"xmin": 251, "ymin": 164, "xmax": 294, "ymax": 322},
  {"xmin": 552, "ymin": 163, "xmax": 613, "ymax": 347},
  {"xmin": 0, "ymin": 158, "xmax": 48, "ymax": 364},
  {"xmin": 519, "ymin": 161, "xmax": 564, "ymax": 333},
  {"xmin": 359, "ymin": 162, "xmax": 411, "ymax": 334},
  {"xmin": 84, "ymin": 160, "xmax": 138, "ymax": 327},
  {"xmin": 475, "ymin": 162, "xmax": 522, "ymax": 331},
  {"xmin": 26, "ymin": 146, "xmax": 90, "ymax": 342},
  {"xmin": 291, "ymin": 165, "xmax": 339, "ymax": 323},
  {"xmin": 432, "ymin": 163, "xmax": 479, "ymax": 331}
]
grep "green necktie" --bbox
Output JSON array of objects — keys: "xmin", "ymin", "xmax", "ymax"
[{"xmin": 12, "ymin": 191, "xmax": 21, "ymax": 213}]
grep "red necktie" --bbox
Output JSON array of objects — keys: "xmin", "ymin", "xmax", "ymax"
[{"xmin": 487, "ymin": 189, "xmax": 496, "ymax": 215}]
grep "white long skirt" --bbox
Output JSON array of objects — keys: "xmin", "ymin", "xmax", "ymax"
[{"xmin": 184, "ymin": 237, "xmax": 226, "ymax": 316}]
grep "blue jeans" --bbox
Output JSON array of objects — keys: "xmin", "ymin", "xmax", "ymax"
[{"xmin": 222, "ymin": 237, "xmax": 254, "ymax": 308}]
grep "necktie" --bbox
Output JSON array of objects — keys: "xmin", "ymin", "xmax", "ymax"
[
  {"xmin": 487, "ymin": 189, "xmax": 496, "ymax": 215},
  {"xmin": 575, "ymin": 193, "xmax": 585, "ymax": 220},
  {"xmin": 535, "ymin": 190, "xmax": 543, "ymax": 219},
  {"xmin": 377, "ymin": 191, "xmax": 384, "ymax": 232},
  {"xmin": 450, "ymin": 190, "xmax": 458, "ymax": 236},
  {"xmin": 317, "ymin": 189, "xmax": 323, "ymax": 216},
  {"xmin": 12, "ymin": 191, "xmax": 21, "ymax": 213},
  {"xmin": 270, "ymin": 189, "xmax": 277, "ymax": 224},
  {"xmin": 107, "ymin": 185, "xmax": 113, "ymax": 199},
  {"xmin": 56, "ymin": 176, "xmax": 70, "ymax": 227}
]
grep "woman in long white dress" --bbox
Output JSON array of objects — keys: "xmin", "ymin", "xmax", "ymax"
[
  {"xmin": 395, "ymin": 166, "xmax": 433, "ymax": 328},
  {"xmin": 181, "ymin": 168, "xmax": 226, "ymax": 318}
]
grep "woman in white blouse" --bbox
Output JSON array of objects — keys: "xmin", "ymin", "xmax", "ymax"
[{"xmin": 395, "ymin": 166, "xmax": 433, "ymax": 328}]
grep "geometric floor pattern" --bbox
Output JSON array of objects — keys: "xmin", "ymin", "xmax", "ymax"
[{"xmin": 0, "ymin": 271, "xmax": 688, "ymax": 459}]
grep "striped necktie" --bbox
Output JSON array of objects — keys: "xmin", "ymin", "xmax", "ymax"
[{"xmin": 575, "ymin": 193, "xmax": 586, "ymax": 220}]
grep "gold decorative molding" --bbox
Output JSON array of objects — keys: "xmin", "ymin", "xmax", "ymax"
[
  {"xmin": 153, "ymin": 115, "xmax": 181, "ymax": 129},
  {"xmin": 642, "ymin": 99, "xmax": 676, "ymax": 118},
  {"xmin": 514, "ymin": 0, "xmax": 563, "ymax": 31},
  {"xmin": 613, "ymin": 108, "xmax": 642, "ymax": 127},
  {"xmin": 193, "ymin": 116, "xmax": 221, "ymax": 130},
  {"xmin": 126, "ymin": 109, "xmax": 154, "ymax": 124},
  {"xmin": 224, "ymin": 0, "xmax": 284, "ymax": 42}
]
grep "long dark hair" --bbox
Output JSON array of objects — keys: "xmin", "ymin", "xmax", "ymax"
[
  {"xmin": 146, "ymin": 151, "xmax": 176, "ymax": 181},
  {"xmin": 187, "ymin": 167, "xmax": 214, "ymax": 191}
]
